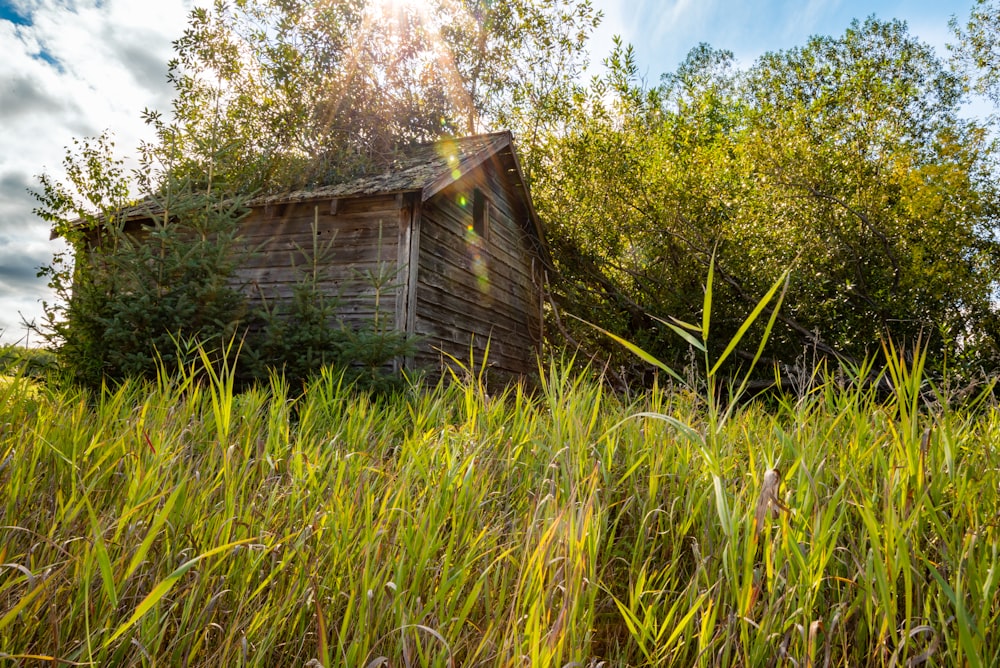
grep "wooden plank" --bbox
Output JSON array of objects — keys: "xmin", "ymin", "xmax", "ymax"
[
  {"xmin": 411, "ymin": 327, "xmax": 526, "ymax": 362},
  {"xmin": 433, "ymin": 163, "xmax": 545, "ymax": 268},
  {"xmin": 239, "ymin": 265, "xmax": 399, "ymax": 287},
  {"xmin": 253, "ymin": 195, "xmax": 398, "ymax": 219},
  {"xmin": 421, "ymin": 133, "xmax": 510, "ymax": 202},
  {"xmin": 395, "ymin": 196, "xmax": 413, "ymax": 338},
  {"xmin": 246, "ymin": 280, "xmax": 400, "ymax": 299},
  {"xmin": 239, "ymin": 216, "xmax": 401, "ymax": 244},
  {"xmin": 417, "ymin": 235, "xmax": 532, "ymax": 308},
  {"xmin": 411, "ymin": 338, "xmax": 534, "ymax": 378},
  {"xmin": 423, "ymin": 198, "xmax": 532, "ymax": 277},
  {"xmin": 424, "ymin": 177, "xmax": 530, "ymax": 261},
  {"xmin": 413, "ymin": 283, "xmax": 536, "ymax": 340},
  {"xmin": 418, "ymin": 212, "xmax": 533, "ymax": 291},
  {"xmin": 416, "ymin": 271, "xmax": 532, "ymax": 329},
  {"xmin": 239, "ymin": 244, "xmax": 399, "ymax": 270},
  {"xmin": 240, "ymin": 225, "xmax": 400, "ymax": 247},
  {"xmin": 412, "ymin": 308, "xmax": 532, "ymax": 347},
  {"xmin": 414, "ymin": 287, "xmax": 535, "ymax": 344},
  {"xmin": 411, "ymin": 167, "xmax": 544, "ymax": 379},
  {"xmin": 245, "ymin": 195, "xmax": 396, "ymax": 220},
  {"xmin": 406, "ymin": 199, "xmax": 423, "ymax": 335},
  {"xmin": 416, "ymin": 248, "xmax": 533, "ymax": 317},
  {"xmin": 413, "ymin": 328, "xmax": 535, "ymax": 367},
  {"xmin": 337, "ymin": 194, "xmax": 399, "ymax": 215},
  {"xmin": 410, "ymin": 335, "xmax": 538, "ymax": 377}
]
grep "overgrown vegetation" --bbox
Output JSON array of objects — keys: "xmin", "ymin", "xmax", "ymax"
[
  {"xmin": 3, "ymin": 349, "xmax": 1000, "ymax": 666},
  {"xmin": 537, "ymin": 18, "xmax": 1000, "ymax": 384},
  {"xmin": 247, "ymin": 217, "xmax": 416, "ymax": 392},
  {"xmin": 0, "ymin": 344, "xmax": 56, "ymax": 379},
  {"xmin": 32, "ymin": 131, "xmax": 411, "ymax": 390},
  {"xmin": 36, "ymin": 157, "xmax": 251, "ymax": 386},
  {"xmin": 25, "ymin": 1, "xmax": 1000, "ymax": 390},
  {"xmin": 156, "ymin": 0, "xmax": 599, "ymax": 191},
  {"xmin": 10, "ymin": 1, "xmax": 1000, "ymax": 664}
]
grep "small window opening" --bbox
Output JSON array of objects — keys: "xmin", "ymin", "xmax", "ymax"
[{"xmin": 472, "ymin": 188, "xmax": 489, "ymax": 241}]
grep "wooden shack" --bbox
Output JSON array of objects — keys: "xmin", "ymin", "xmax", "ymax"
[
  {"xmin": 108, "ymin": 131, "xmax": 548, "ymax": 380},
  {"xmin": 243, "ymin": 131, "xmax": 548, "ymax": 378}
]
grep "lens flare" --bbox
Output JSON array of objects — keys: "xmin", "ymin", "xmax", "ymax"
[{"xmin": 465, "ymin": 225, "xmax": 490, "ymax": 294}]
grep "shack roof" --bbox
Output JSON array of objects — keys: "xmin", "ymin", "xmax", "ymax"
[
  {"xmin": 264, "ymin": 130, "xmax": 520, "ymax": 203},
  {"xmin": 74, "ymin": 131, "xmax": 544, "ymax": 239}
]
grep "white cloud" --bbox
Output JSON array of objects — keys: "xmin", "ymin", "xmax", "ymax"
[{"xmin": 0, "ymin": 0, "xmax": 193, "ymax": 346}]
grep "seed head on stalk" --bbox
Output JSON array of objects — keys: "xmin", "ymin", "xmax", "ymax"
[{"xmin": 754, "ymin": 467, "xmax": 790, "ymax": 539}]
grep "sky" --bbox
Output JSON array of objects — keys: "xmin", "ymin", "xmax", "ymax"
[{"xmin": 0, "ymin": 0, "xmax": 983, "ymax": 346}]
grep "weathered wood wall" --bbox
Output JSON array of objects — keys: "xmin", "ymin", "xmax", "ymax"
[
  {"xmin": 116, "ymin": 152, "xmax": 545, "ymax": 381},
  {"xmin": 231, "ymin": 195, "xmax": 402, "ymax": 330},
  {"xmin": 413, "ymin": 158, "xmax": 543, "ymax": 378}
]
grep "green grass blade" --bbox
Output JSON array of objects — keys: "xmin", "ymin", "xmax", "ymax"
[
  {"xmin": 703, "ymin": 253, "xmax": 715, "ymax": 341},
  {"xmin": 927, "ymin": 560, "xmax": 983, "ymax": 668},
  {"xmin": 105, "ymin": 537, "xmax": 257, "ymax": 647},
  {"xmin": 660, "ymin": 592, "xmax": 706, "ymax": 653},
  {"xmin": 123, "ymin": 482, "xmax": 186, "ymax": 583},
  {"xmin": 712, "ymin": 475, "xmax": 732, "ymax": 537},
  {"xmin": 571, "ymin": 315, "xmax": 685, "ymax": 384},
  {"xmin": 628, "ymin": 411, "xmax": 702, "ymax": 445},
  {"xmin": 709, "ymin": 270, "xmax": 789, "ymax": 378},
  {"xmin": 0, "ymin": 572, "xmax": 52, "ymax": 632},
  {"xmin": 83, "ymin": 488, "xmax": 118, "ymax": 609},
  {"xmin": 649, "ymin": 314, "xmax": 707, "ymax": 353}
]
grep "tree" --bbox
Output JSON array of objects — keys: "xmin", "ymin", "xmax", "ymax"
[
  {"xmin": 737, "ymin": 19, "xmax": 999, "ymax": 369},
  {"xmin": 33, "ymin": 0, "xmax": 601, "ymax": 387},
  {"xmin": 33, "ymin": 133, "xmax": 252, "ymax": 386},
  {"xmin": 156, "ymin": 0, "xmax": 600, "ymax": 192},
  {"xmin": 540, "ymin": 19, "xmax": 1000, "ymax": 384}
]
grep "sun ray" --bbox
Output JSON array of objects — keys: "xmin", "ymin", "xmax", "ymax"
[{"xmin": 362, "ymin": 0, "xmax": 482, "ymax": 134}]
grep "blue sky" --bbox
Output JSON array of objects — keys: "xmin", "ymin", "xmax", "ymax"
[
  {"xmin": 590, "ymin": 0, "xmax": 969, "ymax": 78},
  {"xmin": 0, "ymin": 1, "xmax": 29, "ymax": 24},
  {"xmin": 0, "ymin": 0, "xmax": 984, "ymax": 345}
]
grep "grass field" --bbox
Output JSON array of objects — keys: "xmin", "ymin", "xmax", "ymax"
[{"xmin": 2, "ymin": 352, "xmax": 1000, "ymax": 666}]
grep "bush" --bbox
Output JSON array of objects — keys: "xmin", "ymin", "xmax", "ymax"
[
  {"xmin": 246, "ymin": 224, "xmax": 415, "ymax": 393},
  {"xmin": 0, "ymin": 344, "xmax": 58, "ymax": 379},
  {"xmin": 44, "ymin": 181, "xmax": 251, "ymax": 387},
  {"xmin": 35, "ymin": 134, "xmax": 414, "ymax": 392}
]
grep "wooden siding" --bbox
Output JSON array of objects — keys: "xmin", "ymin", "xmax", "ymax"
[
  {"xmin": 231, "ymin": 195, "xmax": 402, "ymax": 330},
  {"xmin": 414, "ymin": 158, "xmax": 543, "ymax": 378},
  {"xmin": 72, "ymin": 133, "xmax": 547, "ymax": 383}
]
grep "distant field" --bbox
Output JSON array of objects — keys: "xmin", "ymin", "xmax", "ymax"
[{"xmin": 2, "ymin": 360, "xmax": 999, "ymax": 666}]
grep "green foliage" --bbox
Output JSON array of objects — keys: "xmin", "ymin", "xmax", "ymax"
[
  {"xmin": 244, "ymin": 213, "xmax": 414, "ymax": 393},
  {"xmin": 251, "ymin": 282, "xmax": 348, "ymax": 385},
  {"xmin": 4, "ymin": 353, "xmax": 1000, "ymax": 665},
  {"xmin": 32, "ymin": 134, "xmax": 252, "ymax": 386},
  {"xmin": 0, "ymin": 345, "xmax": 57, "ymax": 379},
  {"xmin": 88, "ymin": 187, "xmax": 251, "ymax": 383},
  {"xmin": 31, "ymin": 4, "xmax": 1000, "ymax": 394},
  {"xmin": 950, "ymin": 0, "xmax": 1000, "ymax": 104},
  {"xmin": 157, "ymin": 0, "xmax": 599, "ymax": 192},
  {"xmin": 33, "ymin": 135, "xmax": 410, "ymax": 391},
  {"xmin": 540, "ymin": 19, "xmax": 1000, "ymax": 385},
  {"xmin": 29, "ymin": 0, "xmax": 596, "ymax": 390}
]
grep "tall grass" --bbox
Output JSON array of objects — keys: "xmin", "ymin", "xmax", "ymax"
[{"xmin": 2, "ymin": 350, "xmax": 1000, "ymax": 666}]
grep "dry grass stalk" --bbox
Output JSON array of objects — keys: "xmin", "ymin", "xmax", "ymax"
[{"xmin": 753, "ymin": 468, "xmax": 790, "ymax": 539}]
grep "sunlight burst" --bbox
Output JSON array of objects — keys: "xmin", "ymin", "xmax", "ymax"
[
  {"xmin": 355, "ymin": 0, "xmax": 480, "ymax": 134},
  {"xmin": 366, "ymin": 0, "xmax": 430, "ymax": 20}
]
